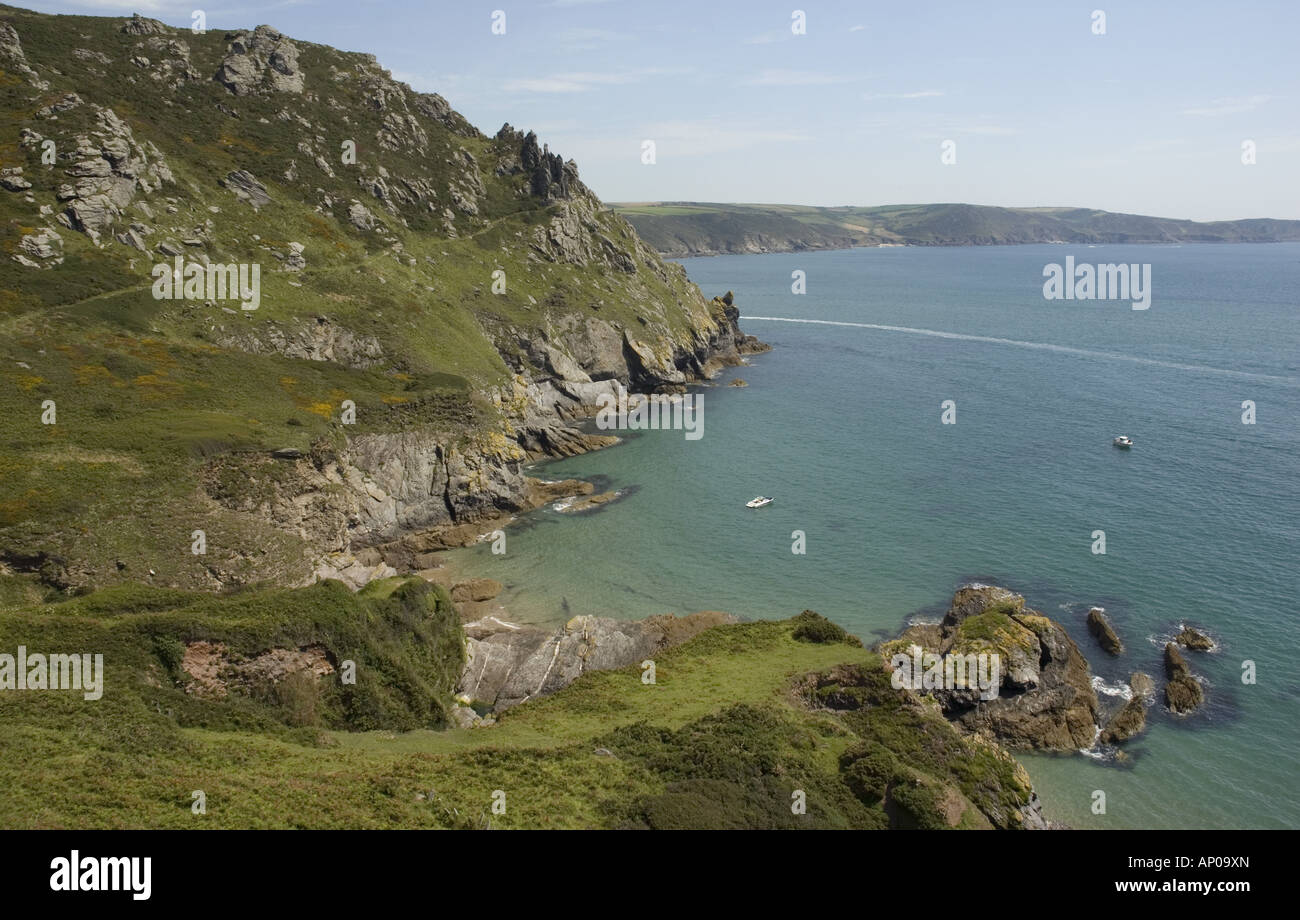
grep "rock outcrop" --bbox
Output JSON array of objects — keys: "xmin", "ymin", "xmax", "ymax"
[
  {"xmin": 220, "ymin": 169, "xmax": 271, "ymax": 209},
  {"xmin": 213, "ymin": 316, "xmax": 385, "ymax": 368},
  {"xmin": 11, "ymin": 227, "xmax": 63, "ymax": 269},
  {"xmin": 1100, "ymin": 672, "xmax": 1154, "ymax": 743},
  {"xmin": 458, "ymin": 611, "xmax": 736, "ymax": 712},
  {"xmin": 121, "ymin": 14, "xmax": 167, "ymax": 36},
  {"xmin": 214, "ymin": 26, "xmax": 305, "ymax": 95},
  {"xmin": 1164, "ymin": 643, "xmax": 1204, "ymax": 714},
  {"xmin": 882, "ymin": 585, "xmax": 1101, "ymax": 751},
  {"xmin": 449, "ymin": 578, "xmax": 503, "ymax": 604},
  {"xmin": 0, "ymin": 21, "xmax": 48, "ymax": 89},
  {"xmin": 22, "ymin": 98, "xmax": 174, "ymax": 245},
  {"xmin": 1086, "ymin": 607, "xmax": 1123, "ymax": 655},
  {"xmin": 1176, "ymin": 626, "xmax": 1215, "ymax": 651},
  {"xmin": 556, "ymin": 490, "xmax": 623, "ymax": 514}
]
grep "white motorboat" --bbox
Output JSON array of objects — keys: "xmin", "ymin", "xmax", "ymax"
[
  {"xmin": 1113, "ymin": 435, "xmax": 1133, "ymax": 449},
  {"xmin": 746, "ymin": 496, "xmax": 774, "ymax": 508}
]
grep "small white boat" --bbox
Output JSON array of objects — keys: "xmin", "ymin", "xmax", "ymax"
[
  {"xmin": 746, "ymin": 496, "xmax": 774, "ymax": 508},
  {"xmin": 1113, "ymin": 435, "xmax": 1133, "ymax": 449}
]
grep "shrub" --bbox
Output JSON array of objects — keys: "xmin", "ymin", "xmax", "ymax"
[
  {"xmin": 841, "ymin": 742, "xmax": 904, "ymax": 803},
  {"xmin": 152, "ymin": 635, "xmax": 187, "ymax": 679},
  {"xmin": 791, "ymin": 610, "xmax": 861, "ymax": 645},
  {"xmin": 890, "ymin": 780, "xmax": 951, "ymax": 830}
]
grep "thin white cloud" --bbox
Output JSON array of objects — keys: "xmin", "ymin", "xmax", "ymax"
[
  {"xmin": 550, "ymin": 120, "xmax": 811, "ymax": 161},
  {"xmin": 27, "ymin": 0, "xmax": 305, "ymax": 17},
  {"xmin": 747, "ymin": 70, "xmax": 855, "ymax": 87},
  {"xmin": 744, "ymin": 29, "xmax": 791, "ymax": 45},
  {"xmin": 959, "ymin": 123, "xmax": 1017, "ymax": 136},
  {"xmin": 1182, "ymin": 95, "xmax": 1272, "ymax": 117},
  {"xmin": 849, "ymin": 25, "xmax": 866, "ymax": 32},
  {"xmin": 391, "ymin": 70, "xmax": 467, "ymax": 97},
  {"xmin": 29, "ymin": 0, "xmax": 167, "ymax": 9},
  {"xmin": 504, "ymin": 77, "xmax": 592, "ymax": 94},
  {"xmin": 526, "ymin": 119, "xmax": 583, "ymax": 135},
  {"xmin": 555, "ymin": 26, "xmax": 630, "ymax": 49},
  {"xmin": 1262, "ymin": 136, "xmax": 1300, "ymax": 153},
  {"xmin": 863, "ymin": 90, "xmax": 945, "ymax": 100},
  {"xmin": 1131, "ymin": 138, "xmax": 1190, "ymax": 154},
  {"xmin": 852, "ymin": 114, "xmax": 1017, "ymax": 138},
  {"xmin": 503, "ymin": 68, "xmax": 685, "ymax": 94}
]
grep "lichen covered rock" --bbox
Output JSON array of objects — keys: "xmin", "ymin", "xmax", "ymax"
[{"xmin": 884, "ymin": 585, "xmax": 1101, "ymax": 751}]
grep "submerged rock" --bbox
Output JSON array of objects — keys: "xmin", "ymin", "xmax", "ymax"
[
  {"xmin": 1175, "ymin": 625, "xmax": 1215, "ymax": 651},
  {"xmin": 450, "ymin": 578, "xmax": 503, "ymax": 604},
  {"xmin": 555, "ymin": 491, "xmax": 622, "ymax": 514},
  {"xmin": 1130, "ymin": 671, "xmax": 1155, "ymax": 697}
]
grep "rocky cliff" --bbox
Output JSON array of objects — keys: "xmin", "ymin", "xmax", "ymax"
[
  {"xmin": 455, "ymin": 610, "xmax": 737, "ymax": 719},
  {"xmin": 0, "ymin": 6, "xmax": 765, "ymax": 593}
]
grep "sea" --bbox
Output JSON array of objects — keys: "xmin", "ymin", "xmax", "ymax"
[{"xmin": 443, "ymin": 242, "xmax": 1300, "ymax": 829}]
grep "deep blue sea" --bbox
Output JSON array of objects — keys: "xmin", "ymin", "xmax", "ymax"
[{"xmin": 446, "ymin": 242, "xmax": 1300, "ymax": 829}]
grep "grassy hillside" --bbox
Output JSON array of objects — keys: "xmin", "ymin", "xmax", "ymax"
[
  {"xmin": 0, "ymin": 6, "xmax": 736, "ymax": 589},
  {"xmin": 0, "ymin": 7, "xmax": 1041, "ymax": 832},
  {"xmin": 0, "ymin": 584, "xmax": 1034, "ymax": 829},
  {"xmin": 615, "ymin": 201, "xmax": 1300, "ymax": 256}
]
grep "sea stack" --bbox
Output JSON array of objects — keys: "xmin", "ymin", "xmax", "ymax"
[
  {"xmin": 1163, "ymin": 644, "xmax": 1204, "ymax": 714},
  {"xmin": 1086, "ymin": 607, "xmax": 1123, "ymax": 656}
]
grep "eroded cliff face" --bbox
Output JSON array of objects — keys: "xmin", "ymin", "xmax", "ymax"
[
  {"xmin": 0, "ymin": 9, "xmax": 766, "ymax": 594},
  {"xmin": 200, "ymin": 290, "xmax": 763, "ymax": 589},
  {"xmin": 455, "ymin": 610, "xmax": 739, "ymax": 719}
]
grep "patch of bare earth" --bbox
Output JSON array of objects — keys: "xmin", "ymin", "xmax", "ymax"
[{"xmin": 181, "ymin": 640, "xmax": 334, "ymax": 698}]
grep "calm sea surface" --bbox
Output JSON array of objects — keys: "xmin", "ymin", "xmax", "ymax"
[{"xmin": 445, "ymin": 242, "xmax": 1300, "ymax": 829}]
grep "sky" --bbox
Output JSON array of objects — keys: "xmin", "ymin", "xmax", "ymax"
[{"xmin": 21, "ymin": 0, "xmax": 1300, "ymax": 220}]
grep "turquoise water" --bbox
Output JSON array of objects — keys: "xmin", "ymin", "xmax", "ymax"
[{"xmin": 446, "ymin": 243, "xmax": 1300, "ymax": 829}]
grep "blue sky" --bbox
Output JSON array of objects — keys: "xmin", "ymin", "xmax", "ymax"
[{"xmin": 23, "ymin": 0, "xmax": 1300, "ymax": 220}]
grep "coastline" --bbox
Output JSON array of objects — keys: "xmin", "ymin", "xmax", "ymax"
[{"xmin": 656, "ymin": 238, "xmax": 1300, "ymax": 260}]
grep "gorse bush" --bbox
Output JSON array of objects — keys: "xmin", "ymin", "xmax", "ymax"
[{"xmin": 791, "ymin": 609, "xmax": 862, "ymax": 645}]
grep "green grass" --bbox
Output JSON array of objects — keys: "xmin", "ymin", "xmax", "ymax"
[
  {"xmin": 0, "ymin": 593, "xmax": 1033, "ymax": 828},
  {"xmin": 0, "ymin": 6, "xmax": 1041, "ymax": 831}
]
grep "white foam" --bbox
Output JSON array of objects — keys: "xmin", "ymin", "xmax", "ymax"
[
  {"xmin": 1092, "ymin": 675, "xmax": 1134, "ymax": 700},
  {"xmin": 742, "ymin": 316, "xmax": 1300, "ymax": 386}
]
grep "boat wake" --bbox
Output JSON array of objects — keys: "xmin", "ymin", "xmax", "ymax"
[{"xmin": 742, "ymin": 315, "xmax": 1300, "ymax": 386}]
